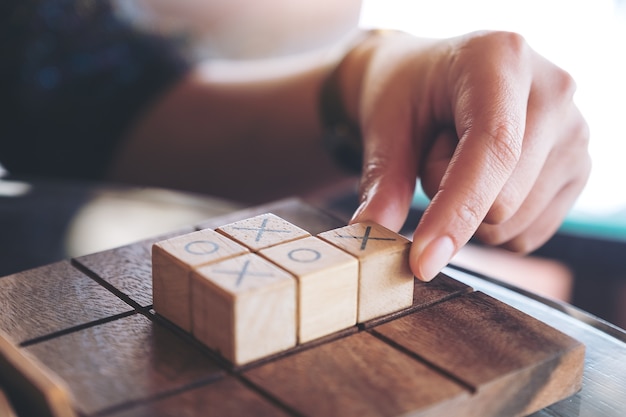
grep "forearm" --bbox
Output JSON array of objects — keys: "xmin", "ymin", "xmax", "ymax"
[{"xmin": 106, "ymin": 45, "xmax": 356, "ymax": 203}]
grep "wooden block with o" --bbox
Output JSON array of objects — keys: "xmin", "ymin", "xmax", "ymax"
[
  {"xmin": 152, "ymin": 228, "xmax": 249, "ymax": 331},
  {"xmin": 318, "ymin": 222, "xmax": 414, "ymax": 323},
  {"xmin": 260, "ymin": 236, "xmax": 358, "ymax": 343}
]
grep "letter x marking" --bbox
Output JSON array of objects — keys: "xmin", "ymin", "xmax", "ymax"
[
  {"xmin": 232, "ymin": 218, "xmax": 291, "ymax": 242},
  {"xmin": 213, "ymin": 260, "xmax": 273, "ymax": 287},
  {"xmin": 336, "ymin": 226, "xmax": 396, "ymax": 250}
]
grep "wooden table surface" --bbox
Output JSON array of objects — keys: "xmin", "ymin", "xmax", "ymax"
[
  {"xmin": 319, "ymin": 189, "xmax": 626, "ymax": 416},
  {"xmin": 445, "ymin": 266, "xmax": 626, "ymax": 417},
  {"xmin": 0, "ymin": 189, "xmax": 625, "ymax": 417}
]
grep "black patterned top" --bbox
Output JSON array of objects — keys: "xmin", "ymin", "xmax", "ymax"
[{"xmin": 0, "ymin": 0, "xmax": 191, "ymax": 180}]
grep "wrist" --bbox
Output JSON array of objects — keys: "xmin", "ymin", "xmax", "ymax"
[{"xmin": 318, "ymin": 29, "xmax": 401, "ymax": 173}]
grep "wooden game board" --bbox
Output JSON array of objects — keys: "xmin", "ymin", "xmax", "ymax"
[{"xmin": 0, "ymin": 198, "xmax": 584, "ymax": 417}]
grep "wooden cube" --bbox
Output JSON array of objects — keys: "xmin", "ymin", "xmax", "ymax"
[
  {"xmin": 260, "ymin": 236, "xmax": 358, "ymax": 343},
  {"xmin": 318, "ymin": 222, "xmax": 414, "ymax": 323},
  {"xmin": 191, "ymin": 253, "xmax": 297, "ymax": 365},
  {"xmin": 152, "ymin": 229, "xmax": 249, "ymax": 331},
  {"xmin": 216, "ymin": 213, "xmax": 310, "ymax": 252}
]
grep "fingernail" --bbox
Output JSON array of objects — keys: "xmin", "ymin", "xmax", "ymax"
[
  {"xmin": 418, "ymin": 236, "xmax": 455, "ymax": 281},
  {"xmin": 350, "ymin": 200, "xmax": 368, "ymax": 224}
]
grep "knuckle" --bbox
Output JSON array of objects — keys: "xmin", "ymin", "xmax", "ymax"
[
  {"xmin": 474, "ymin": 31, "xmax": 529, "ymax": 60},
  {"xmin": 452, "ymin": 196, "xmax": 486, "ymax": 236},
  {"xmin": 582, "ymin": 152, "xmax": 592, "ymax": 178},
  {"xmin": 574, "ymin": 116, "xmax": 591, "ymax": 148},
  {"xmin": 574, "ymin": 147, "xmax": 592, "ymax": 179},
  {"xmin": 468, "ymin": 30, "xmax": 525, "ymax": 47},
  {"xmin": 484, "ymin": 121, "xmax": 523, "ymax": 173},
  {"xmin": 454, "ymin": 31, "xmax": 530, "ymax": 71},
  {"xmin": 484, "ymin": 192, "xmax": 519, "ymax": 224},
  {"xmin": 491, "ymin": 31, "xmax": 528, "ymax": 54},
  {"xmin": 555, "ymin": 69, "xmax": 578, "ymax": 99},
  {"xmin": 557, "ymin": 111, "xmax": 591, "ymax": 173}
]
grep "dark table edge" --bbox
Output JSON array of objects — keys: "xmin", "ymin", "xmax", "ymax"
[{"xmin": 446, "ymin": 263, "xmax": 626, "ymax": 343}]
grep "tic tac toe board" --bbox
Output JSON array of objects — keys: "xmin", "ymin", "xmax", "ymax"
[{"xmin": 0, "ymin": 198, "xmax": 584, "ymax": 417}]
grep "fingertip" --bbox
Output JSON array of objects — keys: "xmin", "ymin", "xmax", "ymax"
[
  {"xmin": 349, "ymin": 199, "xmax": 368, "ymax": 225},
  {"xmin": 411, "ymin": 235, "xmax": 455, "ymax": 282},
  {"xmin": 349, "ymin": 187, "xmax": 410, "ymax": 232},
  {"xmin": 350, "ymin": 174, "xmax": 415, "ymax": 231}
]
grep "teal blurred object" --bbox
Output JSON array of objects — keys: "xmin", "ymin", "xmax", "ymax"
[
  {"xmin": 559, "ymin": 207, "xmax": 626, "ymax": 243},
  {"xmin": 411, "ymin": 184, "xmax": 626, "ymax": 243}
]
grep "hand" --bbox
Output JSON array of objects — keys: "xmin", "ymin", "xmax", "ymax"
[{"xmin": 347, "ymin": 30, "xmax": 591, "ymax": 281}]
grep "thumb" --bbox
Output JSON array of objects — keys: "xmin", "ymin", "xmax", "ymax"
[{"xmin": 349, "ymin": 110, "xmax": 418, "ymax": 233}]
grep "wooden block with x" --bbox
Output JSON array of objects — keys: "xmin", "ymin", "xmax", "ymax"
[
  {"xmin": 318, "ymin": 222, "xmax": 414, "ymax": 322},
  {"xmin": 190, "ymin": 253, "xmax": 296, "ymax": 365},
  {"xmin": 216, "ymin": 213, "xmax": 310, "ymax": 251}
]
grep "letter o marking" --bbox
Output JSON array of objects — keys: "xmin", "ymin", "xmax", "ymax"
[
  {"xmin": 185, "ymin": 240, "xmax": 219, "ymax": 255},
  {"xmin": 288, "ymin": 248, "xmax": 321, "ymax": 263}
]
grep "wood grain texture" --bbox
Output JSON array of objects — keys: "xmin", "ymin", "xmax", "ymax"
[
  {"xmin": 0, "ymin": 329, "xmax": 76, "ymax": 417},
  {"xmin": 318, "ymin": 222, "xmax": 414, "ymax": 322},
  {"xmin": 0, "ymin": 260, "xmax": 132, "ymax": 344},
  {"xmin": 153, "ymin": 229, "xmax": 249, "ymax": 331},
  {"xmin": 372, "ymin": 291, "xmax": 585, "ymax": 417},
  {"xmin": 191, "ymin": 253, "xmax": 297, "ymax": 365},
  {"xmin": 244, "ymin": 331, "xmax": 471, "ymax": 417},
  {"xmin": 105, "ymin": 377, "xmax": 290, "ymax": 417},
  {"xmin": 260, "ymin": 236, "xmax": 358, "ymax": 343},
  {"xmin": 75, "ymin": 227, "xmax": 194, "ymax": 307},
  {"xmin": 23, "ymin": 313, "xmax": 224, "ymax": 416},
  {"xmin": 413, "ymin": 272, "xmax": 472, "ymax": 307}
]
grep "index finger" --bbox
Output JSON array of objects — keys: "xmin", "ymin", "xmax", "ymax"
[{"xmin": 411, "ymin": 41, "xmax": 531, "ymax": 281}]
